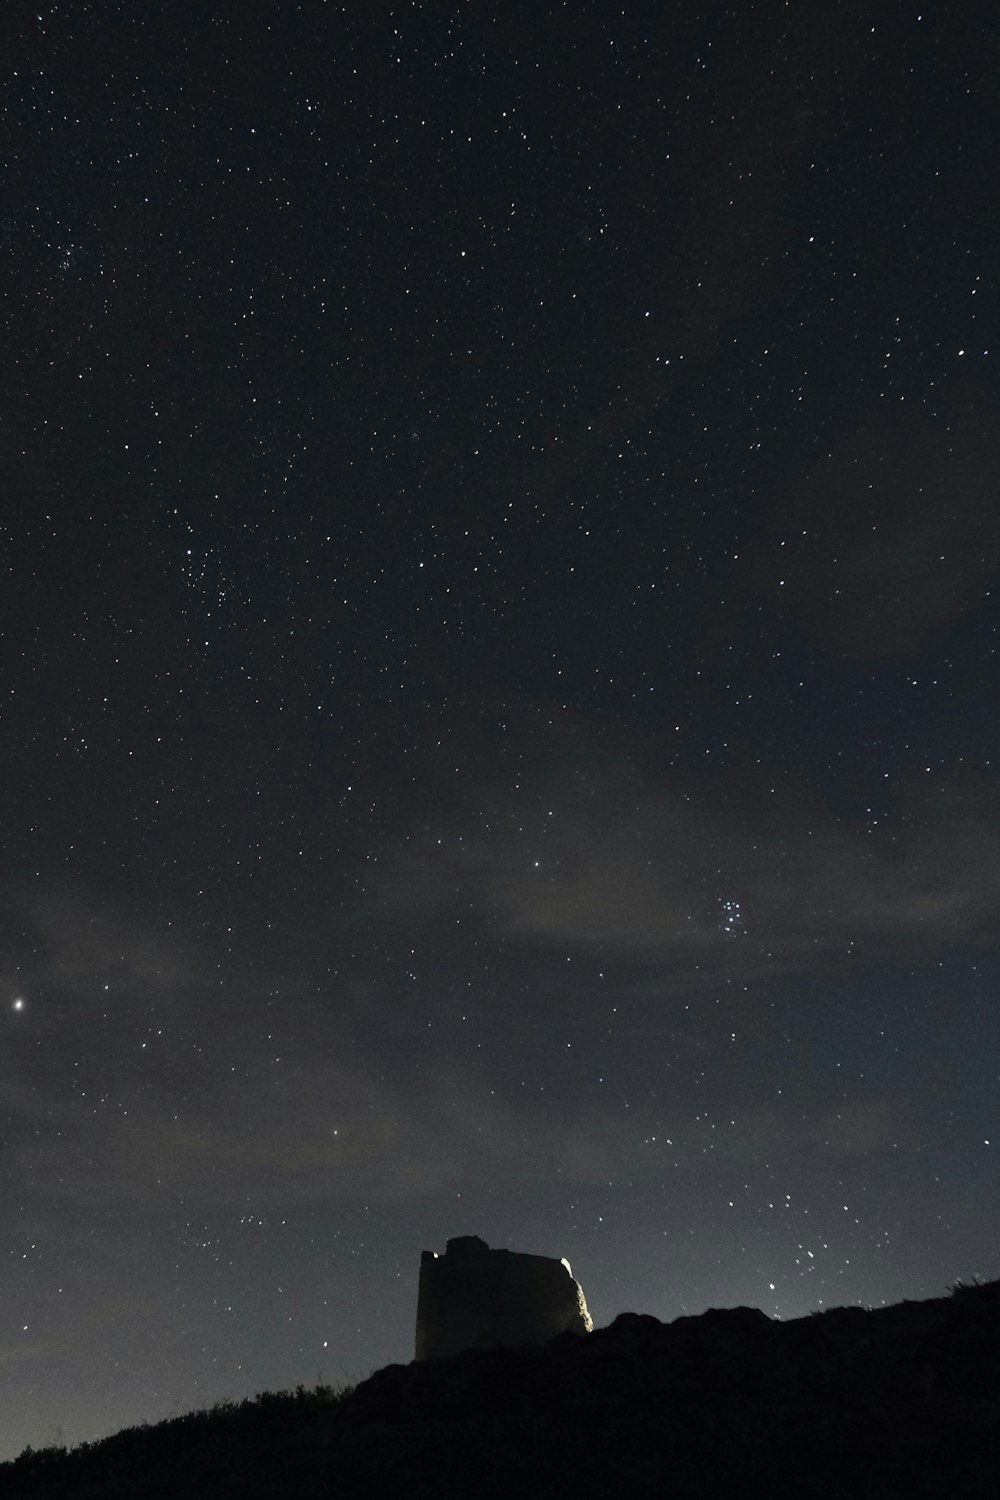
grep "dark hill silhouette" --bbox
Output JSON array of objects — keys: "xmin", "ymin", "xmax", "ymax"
[{"xmin": 3, "ymin": 1279, "xmax": 999, "ymax": 1498}]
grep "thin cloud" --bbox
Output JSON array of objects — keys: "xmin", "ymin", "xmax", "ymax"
[{"xmin": 381, "ymin": 727, "xmax": 1000, "ymax": 977}]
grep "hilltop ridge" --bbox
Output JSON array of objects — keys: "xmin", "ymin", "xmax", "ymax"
[{"xmin": 4, "ymin": 1279, "xmax": 999, "ymax": 1498}]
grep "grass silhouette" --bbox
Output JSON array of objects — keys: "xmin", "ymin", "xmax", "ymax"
[{"xmin": 2, "ymin": 1383, "xmax": 353, "ymax": 1500}]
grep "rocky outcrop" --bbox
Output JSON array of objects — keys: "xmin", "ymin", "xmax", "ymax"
[
  {"xmin": 347, "ymin": 1279, "xmax": 1000, "ymax": 1497},
  {"xmin": 415, "ymin": 1234, "xmax": 592, "ymax": 1360}
]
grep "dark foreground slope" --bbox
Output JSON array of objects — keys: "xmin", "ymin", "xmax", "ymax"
[{"xmin": 4, "ymin": 1279, "xmax": 1000, "ymax": 1499}]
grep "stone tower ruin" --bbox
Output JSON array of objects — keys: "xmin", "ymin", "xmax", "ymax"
[{"xmin": 415, "ymin": 1234, "xmax": 593, "ymax": 1361}]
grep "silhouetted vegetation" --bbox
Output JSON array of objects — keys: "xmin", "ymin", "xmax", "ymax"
[
  {"xmin": 0, "ymin": 1383, "xmax": 352, "ymax": 1500},
  {"xmin": 3, "ymin": 1283, "xmax": 1000, "ymax": 1498}
]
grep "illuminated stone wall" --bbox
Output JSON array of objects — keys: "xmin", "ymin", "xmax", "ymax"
[{"xmin": 415, "ymin": 1234, "xmax": 592, "ymax": 1361}]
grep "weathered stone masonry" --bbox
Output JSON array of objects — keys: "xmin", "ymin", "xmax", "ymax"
[{"xmin": 415, "ymin": 1234, "xmax": 593, "ymax": 1360}]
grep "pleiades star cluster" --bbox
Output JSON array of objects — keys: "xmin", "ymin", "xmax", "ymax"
[{"xmin": 2, "ymin": 0, "xmax": 998, "ymax": 1460}]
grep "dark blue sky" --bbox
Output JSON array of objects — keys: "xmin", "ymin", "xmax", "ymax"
[{"xmin": 2, "ymin": 0, "xmax": 998, "ymax": 1460}]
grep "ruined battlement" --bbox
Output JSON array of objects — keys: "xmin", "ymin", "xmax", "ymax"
[{"xmin": 415, "ymin": 1234, "xmax": 593, "ymax": 1360}]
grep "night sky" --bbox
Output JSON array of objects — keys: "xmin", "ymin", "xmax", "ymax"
[{"xmin": 3, "ymin": 0, "xmax": 999, "ymax": 1460}]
